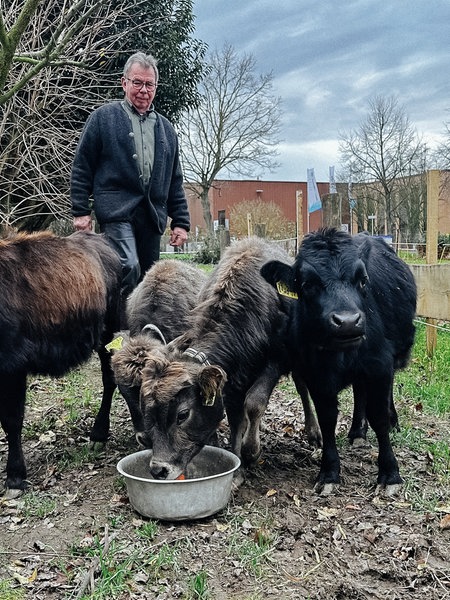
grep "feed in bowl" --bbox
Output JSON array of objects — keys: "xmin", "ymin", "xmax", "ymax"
[{"xmin": 117, "ymin": 446, "xmax": 240, "ymax": 520}]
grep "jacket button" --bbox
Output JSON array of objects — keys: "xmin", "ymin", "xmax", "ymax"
[
  {"xmin": 132, "ymin": 154, "xmax": 138, "ymax": 160},
  {"xmin": 129, "ymin": 132, "xmax": 135, "ymax": 138}
]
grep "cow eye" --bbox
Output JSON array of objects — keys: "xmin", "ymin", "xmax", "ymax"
[
  {"xmin": 301, "ymin": 278, "xmax": 320, "ymax": 296},
  {"xmin": 358, "ymin": 275, "xmax": 369, "ymax": 290},
  {"xmin": 177, "ymin": 408, "xmax": 190, "ymax": 425}
]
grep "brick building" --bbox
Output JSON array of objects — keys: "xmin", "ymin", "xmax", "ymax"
[{"xmin": 185, "ymin": 179, "xmax": 329, "ymax": 236}]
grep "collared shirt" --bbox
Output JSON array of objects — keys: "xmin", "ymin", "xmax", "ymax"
[{"xmin": 121, "ymin": 99, "xmax": 156, "ymax": 187}]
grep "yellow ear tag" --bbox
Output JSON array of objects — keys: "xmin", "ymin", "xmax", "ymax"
[
  {"xmin": 276, "ymin": 281, "xmax": 298, "ymax": 299},
  {"xmin": 105, "ymin": 335, "xmax": 124, "ymax": 352}
]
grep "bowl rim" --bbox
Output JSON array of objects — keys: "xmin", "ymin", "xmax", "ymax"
[{"xmin": 116, "ymin": 446, "xmax": 241, "ymax": 485}]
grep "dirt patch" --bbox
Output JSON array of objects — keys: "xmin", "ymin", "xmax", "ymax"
[{"xmin": 1, "ymin": 358, "xmax": 449, "ymax": 599}]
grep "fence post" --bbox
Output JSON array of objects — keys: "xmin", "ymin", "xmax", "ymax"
[{"xmin": 425, "ymin": 170, "xmax": 440, "ymax": 357}]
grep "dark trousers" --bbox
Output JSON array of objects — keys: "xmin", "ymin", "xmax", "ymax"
[{"xmin": 101, "ymin": 203, "xmax": 161, "ymax": 325}]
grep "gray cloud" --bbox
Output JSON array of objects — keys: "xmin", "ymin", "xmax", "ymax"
[{"xmin": 193, "ymin": 0, "xmax": 450, "ymax": 181}]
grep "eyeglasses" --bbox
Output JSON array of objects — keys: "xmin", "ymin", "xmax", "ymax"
[{"xmin": 126, "ymin": 78, "xmax": 157, "ymax": 91}]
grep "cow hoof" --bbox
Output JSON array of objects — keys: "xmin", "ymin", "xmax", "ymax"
[
  {"xmin": 240, "ymin": 447, "xmax": 261, "ymax": 466},
  {"xmin": 3, "ymin": 487, "xmax": 25, "ymax": 500},
  {"xmin": 375, "ymin": 482, "xmax": 403, "ymax": 498},
  {"xmin": 89, "ymin": 440, "xmax": 106, "ymax": 453},
  {"xmin": 351, "ymin": 437, "xmax": 370, "ymax": 449},
  {"xmin": 232, "ymin": 469, "xmax": 245, "ymax": 490},
  {"xmin": 306, "ymin": 428, "xmax": 323, "ymax": 449},
  {"xmin": 314, "ymin": 481, "xmax": 338, "ymax": 496}
]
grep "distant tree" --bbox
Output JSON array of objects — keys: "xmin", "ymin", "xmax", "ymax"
[
  {"xmin": 229, "ymin": 199, "xmax": 292, "ymax": 239},
  {"xmin": 339, "ymin": 95, "xmax": 427, "ymax": 242},
  {"xmin": 0, "ymin": 0, "xmax": 206, "ymax": 231},
  {"xmin": 434, "ymin": 120, "xmax": 450, "ymax": 169},
  {"xmin": 179, "ymin": 44, "xmax": 282, "ymax": 232}
]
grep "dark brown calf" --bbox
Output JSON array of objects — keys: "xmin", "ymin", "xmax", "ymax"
[
  {"xmin": 0, "ymin": 230, "xmax": 122, "ymax": 490},
  {"xmin": 113, "ymin": 259, "xmax": 208, "ymax": 442}
]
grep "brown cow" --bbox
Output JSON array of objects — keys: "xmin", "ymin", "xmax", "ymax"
[{"xmin": 0, "ymin": 230, "xmax": 122, "ymax": 491}]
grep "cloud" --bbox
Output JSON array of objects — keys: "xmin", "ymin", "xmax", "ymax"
[{"xmin": 193, "ymin": 0, "xmax": 450, "ymax": 181}]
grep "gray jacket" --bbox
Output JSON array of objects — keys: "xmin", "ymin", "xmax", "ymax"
[{"xmin": 71, "ymin": 102, "xmax": 190, "ymax": 234}]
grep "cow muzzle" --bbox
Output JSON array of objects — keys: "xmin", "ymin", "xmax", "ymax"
[
  {"xmin": 150, "ymin": 460, "xmax": 183, "ymax": 481},
  {"xmin": 328, "ymin": 311, "xmax": 365, "ymax": 348}
]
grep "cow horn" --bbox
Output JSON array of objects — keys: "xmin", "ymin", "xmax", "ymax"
[{"xmin": 141, "ymin": 323, "xmax": 167, "ymax": 345}]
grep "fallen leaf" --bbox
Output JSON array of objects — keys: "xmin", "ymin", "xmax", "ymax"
[
  {"xmin": 317, "ymin": 507, "xmax": 338, "ymax": 520},
  {"xmin": 266, "ymin": 488, "xmax": 277, "ymax": 497},
  {"xmin": 12, "ymin": 568, "xmax": 37, "ymax": 585},
  {"xmin": 439, "ymin": 514, "xmax": 450, "ymax": 530}
]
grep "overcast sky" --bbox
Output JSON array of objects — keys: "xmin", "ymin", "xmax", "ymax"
[{"xmin": 192, "ymin": 0, "xmax": 450, "ymax": 183}]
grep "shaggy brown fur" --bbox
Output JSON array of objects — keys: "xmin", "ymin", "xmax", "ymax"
[{"xmin": 0, "ymin": 230, "xmax": 122, "ymax": 490}]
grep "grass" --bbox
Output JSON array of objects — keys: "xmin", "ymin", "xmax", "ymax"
[
  {"xmin": 395, "ymin": 320, "xmax": 450, "ymax": 417},
  {"xmin": 3, "ymin": 301, "xmax": 449, "ymax": 598},
  {"xmin": 186, "ymin": 570, "xmax": 210, "ymax": 599},
  {"xmin": 0, "ymin": 580, "xmax": 25, "ymax": 600},
  {"xmin": 22, "ymin": 492, "xmax": 57, "ymax": 519},
  {"xmin": 226, "ymin": 509, "xmax": 278, "ymax": 579}
]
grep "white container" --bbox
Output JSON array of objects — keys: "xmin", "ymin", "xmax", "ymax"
[{"xmin": 117, "ymin": 446, "xmax": 240, "ymax": 521}]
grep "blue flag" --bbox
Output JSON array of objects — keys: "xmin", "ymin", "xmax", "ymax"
[{"xmin": 307, "ymin": 168, "xmax": 322, "ymax": 213}]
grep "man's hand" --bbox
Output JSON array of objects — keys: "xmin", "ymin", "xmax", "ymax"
[
  {"xmin": 73, "ymin": 215, "xmax": 93, "ymax": 232},
  {"xmin": 169, "ymin": 227, "xmax": 188, "ymax": 247}
]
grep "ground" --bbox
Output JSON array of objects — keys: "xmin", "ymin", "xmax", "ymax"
[{"xmin": 1, "ymin": 357, "xmax": 449, "ymax": 600}]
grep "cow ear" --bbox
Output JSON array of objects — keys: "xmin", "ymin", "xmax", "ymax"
[
  {"xmin": 199, "ymin": 365, "xmax": 227, "ymax": 406},
  {"xmin": 261, "ymin": 260, "xmax": 296, "ymax": 295},
  {"xmin": 111, "ymin": 338, "xmax": 163, "ymax": 388}
]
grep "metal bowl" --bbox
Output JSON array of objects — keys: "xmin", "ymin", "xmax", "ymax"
[{"xmin": 116, "ymin": 446, "xmax": 241, "ymax": 521}]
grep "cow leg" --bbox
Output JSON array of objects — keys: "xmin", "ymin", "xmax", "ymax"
[
  {"xmin": 89, "ymin": 345, "xmax": 117, "ymax": 448},
  {"xmin": 365, "ymin": 376, "xmax": 402, "ymax": 491},
  {"xmin": 348, "ymin": 381, "xmax": 369, "ymax": 446},
  {"xmin": 388, "ymin": 386, "xmax": 400, "ymax": 432},
  {"xmin": 291, "ymin": 370, "xmax": 322, "ymax": 447},
  {"xmin": 310, "ymin": 393, "xmax": 341, "ymax": 493},
  {"xmin": 240, "ymin": 364, "xmax": 281, "ymax": 464},
  {"xmin": 119, "ymin": 386, "xmax": 146, "ymax": 442},
  {"xmin": 1, "ymin": 373, "xmax": 28, "ymax": 490}
]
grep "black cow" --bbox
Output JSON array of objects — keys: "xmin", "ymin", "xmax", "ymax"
[
  {"xmin": 261, "ymin": 228, "xmax": 417, "ymax": 495},
  {"xmin": 112, "ymin": 237, "xmax": 321, "ymax": 480},
  {"xmin": 0, "ymin": 231, "xmax": 122, "ymax": 491}
]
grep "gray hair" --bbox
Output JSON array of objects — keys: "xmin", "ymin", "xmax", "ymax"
[{"xmin": 123, "ymin": 52, "xmax": 159, "ymax": 82}]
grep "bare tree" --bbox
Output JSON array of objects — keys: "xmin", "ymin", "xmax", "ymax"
[
  {"xmin": 179, "ymin": 44, "xmax": 282, "ymax": 232},
  {"xmin": 434, "ymin": 120, "xmax": 450, "ymax": 169},
  {"xmin": 339, "ymin": 95, "xmax": 427, "ymax": 241},
  {"xmin": 0, "ymin": 0, "xmax": 206, "ymax": 231}
]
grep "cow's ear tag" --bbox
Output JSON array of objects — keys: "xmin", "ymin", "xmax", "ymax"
[
  {"xmin": 105, "ymin": 335, "xmax": 124, "ymax": 352},
  {"xmin": 276, "ymin": 281, "xmax": 298, "ymax": 299}
]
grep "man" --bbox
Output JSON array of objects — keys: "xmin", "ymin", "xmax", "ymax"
[{"xmin": 71, "ymin": 51, "xmax": 190, "ymax": 311}]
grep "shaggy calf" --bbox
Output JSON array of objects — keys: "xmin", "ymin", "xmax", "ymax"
[
  {"xmin": 261, "ymin": 228, "xmax": 417, "ymax": 494},
  {"xmin": 112, "ymin": 237, "xmax": 320, "ymax": 480},
  {"xmin": 0, "ymin": 230, "xmax": 122, "ymax": 490},
  {"xmin": 113, "ymin": 259, "xmax": 208, "ymax": 439},
  {"xmin": 126, "ymin": 259, "xmax": 207, "ymax": 338}
]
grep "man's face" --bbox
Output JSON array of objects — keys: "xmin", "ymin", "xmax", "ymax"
[{"xmin": 121, "ymin": 64, "xmax": 157, "ymax": 114}]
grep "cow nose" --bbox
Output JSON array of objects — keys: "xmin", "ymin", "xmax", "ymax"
[
  {"xmin": 330, "ymin": 312, "xmax": 363, "ymax": 333},
  {"xmin": 150, "ymin": 463, "xmax": 169, "ymax": 480}
]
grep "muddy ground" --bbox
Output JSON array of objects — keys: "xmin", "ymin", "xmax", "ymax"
[{"xmin": 1, "ymin": 357, "xmax": 449, "ymax": 599}]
